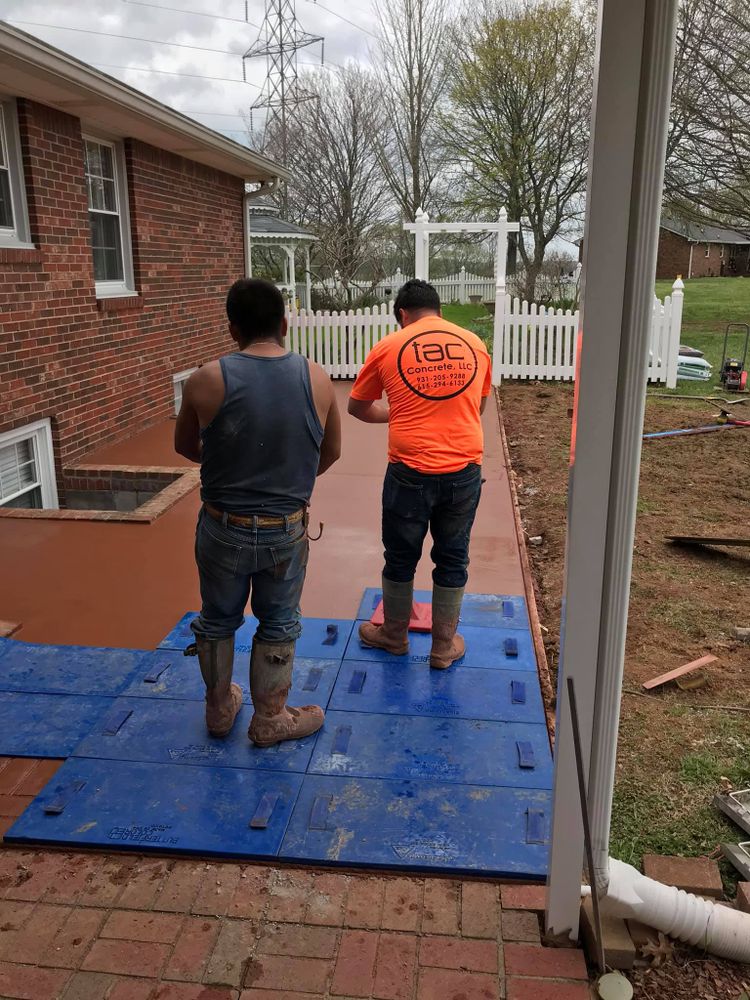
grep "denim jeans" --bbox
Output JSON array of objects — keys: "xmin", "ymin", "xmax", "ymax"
[
  {"xmin": 382, "ymin": 462, "xmax": 482, "ymax": 589},
  {"xmin": 191, "ymin": 508, "xmax": 309, "ymax": 643}
]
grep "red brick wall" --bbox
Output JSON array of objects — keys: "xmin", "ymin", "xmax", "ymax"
[
  {"xmin": 0, "ymin": 98, "xmax": 244, "ymax": 484},
  {"xmin": 689, "ymin": 240, "xmax": 722, "ymax": 278},
  {"xmin": 655, "ymin": 228, "xmax": 690, "ymax": 280}
]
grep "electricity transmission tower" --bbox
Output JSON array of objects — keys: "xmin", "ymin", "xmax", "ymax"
[{"xmin": 244, "ymin": 0, "xmax": 324, "ymax": 211}]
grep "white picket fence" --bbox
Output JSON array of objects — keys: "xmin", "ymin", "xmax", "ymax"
[
  {"xmin": 495, "ymin": 281, "xmax": 683, "ymax": 387},
  {"xmin": 285, "ymin": 281, "xmax": 683, "ymax": 386},
  {"xmin": 285, "ymin": 301, "xmax": 394, "ymax": 378},
  {"xmin": 302, "ymin": 268, "xmax": 497, "ymax": 306}
]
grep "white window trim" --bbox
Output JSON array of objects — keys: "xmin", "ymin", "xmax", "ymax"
[
  {"xmin": 704, "ymin": 243, "xmax": 710, "ymax": 257},
  {"xmin": 719, "ymin": 245, "xmax": 725, "ymax": 259},
  {"xmin": 0, "ymin": 99, "xmax": 34, "ymax": 250},
  {"xmin": 173, "ymin": 368, "xmax": 197, "ymax": 415},
  {"xmin": 0, "ymin": 418, "xmax": 59, "ymax": 510},
  {"xmin": 83, "ymin": 134, "xmax": 136, "ymax": 299}
]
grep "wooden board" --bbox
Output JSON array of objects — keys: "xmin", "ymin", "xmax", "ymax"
[{"xmin": 642, "ymin": 654, "xmax": 717, "ymax": 691}]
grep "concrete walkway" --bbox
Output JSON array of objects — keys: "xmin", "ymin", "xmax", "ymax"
[{"xmin": 0, "ymin": 385, "xmax": 522, "ymax": 647}]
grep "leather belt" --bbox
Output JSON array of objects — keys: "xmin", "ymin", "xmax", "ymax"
[{"xmin": 203, "ymin": 503, "xmax": 305, "ymax": 529}]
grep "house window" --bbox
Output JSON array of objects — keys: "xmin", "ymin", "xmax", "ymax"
[
  {"xmin": 719, "ymin": 245, "xmax": 725, "ymax": 259},
  {"xmin": 0, "ymin": 419, "xmax": 58, "ymax": 510},
  {"xmin": 83, "ymin": 137, "xmax": 134, "ymax": 297},
  {"xmin": 0, "ymin": 99, "xmax": 32, "ymax": 248},
  {"xmin": 704, "ymin": 243, "xmax": 710, "ymax": 257},
  {"xmin": 172, "ymin": 369, "xmax": 197, "ymax": 415}
]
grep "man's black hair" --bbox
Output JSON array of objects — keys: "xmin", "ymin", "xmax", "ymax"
[
  {"xmin": 226, "ymin": 278, "xmax": 285, "ymax": 342},
  {"xmin": 393, "ymin": 279, "xmax": 441, "ymax": 321}
]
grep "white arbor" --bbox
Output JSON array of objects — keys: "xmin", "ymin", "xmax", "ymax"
[{"xmin": 403, "ymin": 208, "xmax": 520, "ymax": 384}]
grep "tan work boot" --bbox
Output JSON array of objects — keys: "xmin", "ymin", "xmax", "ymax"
[
  {"xmin": 430, "ymin": 585, "xmax": 466, "ymax": 669},
  {"xmin": 358, "ymin": 578, "xmax": 413, "ymax": 655},
  {"xmin": 196, "ymin": 634, "xmax": 243, "ymax": 736},
  {"xmin": 248, "ymin": 639, "xmax": 324, "ymax": 747}
]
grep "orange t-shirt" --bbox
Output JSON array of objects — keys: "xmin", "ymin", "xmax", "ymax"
[{"xmin": 350, "ymin": 315, "xmax": 492, "ymax": 473}]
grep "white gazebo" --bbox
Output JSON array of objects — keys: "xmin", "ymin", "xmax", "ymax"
[{"xmin": 245, "ymin": 199, "xmax": 316, "ymax": 308}]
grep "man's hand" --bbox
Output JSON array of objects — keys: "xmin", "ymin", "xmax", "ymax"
[{"xmin": 348, "ymin": 397, "xmax": 390, "ymax": 424}]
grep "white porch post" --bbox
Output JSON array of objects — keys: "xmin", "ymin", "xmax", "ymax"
[
  {"xmin": 546, "ymin": 0, "xmax": 680, "ymax": 938},
  {"xmin": 288, "ymin": 246, "xmax": 297, "ymax": 307},
  {"xmin": 491, "ymin": 208, "xmax": 509, "ymax": 385},
  {"xmin": 305, "ymin": 245, "xmax": 312, "ymax": 310}
]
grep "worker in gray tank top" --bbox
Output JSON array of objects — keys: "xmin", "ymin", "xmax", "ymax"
[{"xmin": 175, "ymin": 278, "xmax": 341, "ymax": 746}]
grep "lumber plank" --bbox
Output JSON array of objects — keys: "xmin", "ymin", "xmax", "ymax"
[{"xmin": 642, "ymin": 654, "xmax": 717, "ymax": 691}]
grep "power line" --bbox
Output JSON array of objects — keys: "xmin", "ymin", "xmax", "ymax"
[
  {"xmin": 7, "ymin": 19, "xmax": 246, "ymax": 56},
  {"xmin": 94, "ymin": 63, "xmax": 261, "ymax": 86},
  {"xmin": 303, "ymin": 0, "xmax": 378, "ymax": 40},
  {"xmin": 120, "ymin": 0, "xmax": 261, "ymax": 30}
]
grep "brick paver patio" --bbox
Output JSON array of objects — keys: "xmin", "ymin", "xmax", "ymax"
[{"xmin": 0, "ymin": 758, "xmax": 590, "ymax": 1000}]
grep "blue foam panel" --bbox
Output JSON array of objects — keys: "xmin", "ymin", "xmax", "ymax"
[
  {"xmin": 281, "ymin": 775, "xmax": 550, "ymax": 876},
  {"xmin": 330, "ymin": 662, "xmax": 545, "ymax": 724},
  {"xmin": 6, "ymin": 757, "xmax": 302, "ymax": 860},
  {"xmin": 158, "ymin": 614, "xmax": 354, "ymax": 660},
  {"xmin": 0, "ymin": 692, "xmax": 115, "ymax": 758},
  {"xmin": 344, "ymin": 624, "xmax": 536, "ymax": 671},
  {"xmin": 157, "ymin": 613, "xmax": 259, "ymax": 651},
  {"xmin": 309, "ymin": 711, "xmax": 552, "ymax": 789},
  {"xmin": 356, "ymin": 589, "xmax": 529, "ymax": 630},
  {"xmin": 123, "ymin": 653, "xmax": 339, "ymax": 709},
  {"xmin": 73, "ymin": 697, "xmax": 318, "ymax": 773},
  {"xmin": 0, "ymin": 641, "xmax": 147, "ymax": 697}
]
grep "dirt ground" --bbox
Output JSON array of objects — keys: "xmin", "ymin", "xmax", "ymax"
[{"xmin": 499, "ymin": 382, "xmax": 750, "ymax": 998}]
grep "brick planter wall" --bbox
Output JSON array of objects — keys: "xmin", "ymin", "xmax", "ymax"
[{"xmin": 1, "ymin": 98, "xmax": 245, "ymax": 498}]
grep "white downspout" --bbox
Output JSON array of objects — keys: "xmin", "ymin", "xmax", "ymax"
[{"xmin": 688, "ymin": 242, "xmax": 694, "ymax": 279}]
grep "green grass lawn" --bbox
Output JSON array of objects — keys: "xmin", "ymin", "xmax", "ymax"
[{"xmin": 653, "ymin": 277, "xmax": 750, "ymax": 397}]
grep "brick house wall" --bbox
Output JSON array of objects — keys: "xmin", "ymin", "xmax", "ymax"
[
  {"xmin": 0, "ymin": 98, "xmax": 245, "ymax": 495},
  {"xmin": 655, "ymin": 228, "xmax": 690, "ymax": 280}
]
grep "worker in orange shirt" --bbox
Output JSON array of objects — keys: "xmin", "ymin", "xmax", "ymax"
[{"xmin": 348, "ymin": 279, "xmax": 492, "ymax": 669}]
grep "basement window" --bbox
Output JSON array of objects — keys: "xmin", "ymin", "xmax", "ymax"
[
  {"xmin": 173, "ymin": 368, "xmax": 197, "ymax": 415},
  {"xmin": 83, "ymin": 136, "xmax": 135, "ymax": 298},
  {"xmin": 0, "ymin": 99, "xmax": 33, "ymax": 249},
  {"xmin": 0, "ymin": 419, "xmax": 59, "ymax": 510}
]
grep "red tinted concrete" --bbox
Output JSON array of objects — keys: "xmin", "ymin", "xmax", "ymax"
[{"xmin": 0, "ymin": 383, "xmax": 523, "ymax": 647}]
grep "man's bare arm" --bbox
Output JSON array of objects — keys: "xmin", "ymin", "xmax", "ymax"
[
  {"xmin": 318, "ymin": 386, "xmax": 341, "ymax": 475},
  {"xmin": 174, "ymin": 378, "xmax": 202, "ymax": 463},
  {"xmin": 348, "ymin": 397, "xmax": 390, "ymax": 424}
]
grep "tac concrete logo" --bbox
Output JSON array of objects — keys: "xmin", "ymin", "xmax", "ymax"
[{"xmin": 397, "ymin": 329, "xmax": 478, "ymax": 400}]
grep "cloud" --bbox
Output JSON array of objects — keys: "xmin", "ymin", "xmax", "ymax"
[{"xmin": 0, "ymin": 0, "xmax": 380, "ymax": 143}]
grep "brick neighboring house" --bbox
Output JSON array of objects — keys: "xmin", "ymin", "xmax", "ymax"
[
  {"xmin": 656, "ymin": 216, "xmax": 750, "ymax": 280},
  {"xmin": 0, "ymin": 23, "xmax": 286, "ymax": 511}
]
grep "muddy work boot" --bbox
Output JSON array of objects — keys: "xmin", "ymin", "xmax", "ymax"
[
  {"xmin": 358, "ymin": 578, "xmax": 413, "ymax": 655},
  {"xmin": 196, "ymin": 634, "xmax": 243, "ymax": 737},
  {"xmin": 430, "ymin": 585, "xmax": 466, "ymax": 670},
  {"xmin": 248, "ymin": 640, "xmax": 324, "ymax": 747}
]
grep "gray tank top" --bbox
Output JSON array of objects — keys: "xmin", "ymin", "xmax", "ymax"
[{"xmin": 200, "ymin": 351, "xmax": 324, "ymax": 515}]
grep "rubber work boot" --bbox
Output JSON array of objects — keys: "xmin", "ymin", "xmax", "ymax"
[
  {"xmin": 196, "ymin": 634, "xmax": 243, "ymax": 737},
  {"xmin": 430, "ymin": 585, "xmax": 466, "ymax": 669},
  {"xmin": 248, "ymin": 640, "xmax": 324, "ymax": 747},
  {"xmin": 358, "ymin": 577, "xmax": 413, "ymax": 655}
]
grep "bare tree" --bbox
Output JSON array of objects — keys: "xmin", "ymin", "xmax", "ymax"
[
  {"xmin": 666, "ymin": 0, "xmax": 750, "ymax": 229},
  {"xmin": 443, "ymin": 0, "xmax": 594, "ymax": 300},
  {"xmin": 261, "ymin": 66, "xmax": 390, "ymax": 302},
  {"xmin": 374, "ymin": 0, "xmax": 450, "ymax": 223}
]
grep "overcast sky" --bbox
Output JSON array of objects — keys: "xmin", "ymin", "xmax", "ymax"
[{"xmin": 0, "ymin": 0, "xmax": 381, "ymax": 143}]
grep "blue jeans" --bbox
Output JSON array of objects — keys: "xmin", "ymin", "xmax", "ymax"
[
  {"xmin": 191, "ymin": 508, "xmax": 309, "ymax": 643},
  {"xmin": 382, "ymin": 462, "xmax": 482, "ymax": 589}
]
